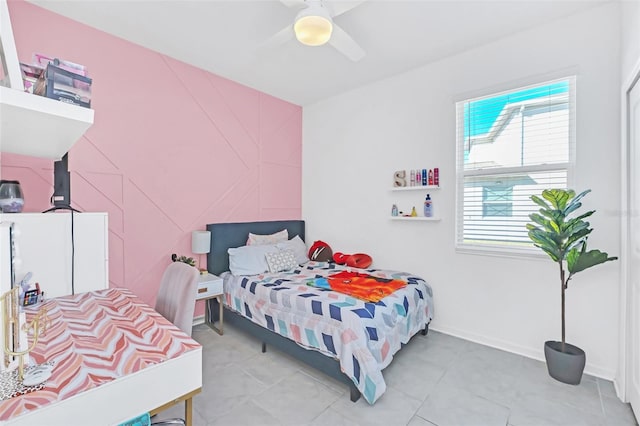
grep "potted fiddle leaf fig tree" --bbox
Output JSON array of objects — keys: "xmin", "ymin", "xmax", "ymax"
[{"xmin": 526, "ymin": 189, "xmax": 617, "ymax": 385}]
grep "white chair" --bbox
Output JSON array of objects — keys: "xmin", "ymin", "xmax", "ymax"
[
  {"xmin": 155, "ymin": 261, "xmax": 199, "ymax": 337},
  {"xmin": 150, "ymin": 262, "xmax": 199, "ymax": 426}
]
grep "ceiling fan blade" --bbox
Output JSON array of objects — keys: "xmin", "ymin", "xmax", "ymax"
[
  {"xmin": 328, "ymin": 0, "xmax": 367, "ymax": 17},
  {"xmin": 329, "ymin": 23, "xmax": 365, "ymax": 62},
  {"xmin": 258, "ymin": 25, "xmax": 295, "ymax": 51},
  {"xmin": 279, "ymin": 0, "xmax": 306, "ymax": 8}
]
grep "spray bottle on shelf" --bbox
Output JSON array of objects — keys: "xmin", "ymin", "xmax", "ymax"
[{"xmin": 424, "ymin": 194, "xmax": 433, "ymax": 217}]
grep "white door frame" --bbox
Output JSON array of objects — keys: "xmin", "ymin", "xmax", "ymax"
[{"xmin": 619, "ymin": 56, "xmax": 640, "ymax": 402}]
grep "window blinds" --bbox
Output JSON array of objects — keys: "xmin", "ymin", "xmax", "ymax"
[{"xmin": 456, "ymin": 77, "xmax": 575, "ymax": 251}]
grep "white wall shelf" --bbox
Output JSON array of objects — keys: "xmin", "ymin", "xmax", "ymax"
[
  {"xmin": 391, "ymin": 185, "xmax": 440, "ymax": 192},
  {"xmin": 1, "ymin": 0, "xmax": 93, "ymax": 159},
  {"xmin": 390, "ymin": 216, "xmax": 441, "ymax": 222},
  {"xmin": 0, "ymin": 85, "xmax": 94, "ymax": 159},
  {"xmin": 391, "ymin": 183, "xmax": 439, "ymax": 222}
]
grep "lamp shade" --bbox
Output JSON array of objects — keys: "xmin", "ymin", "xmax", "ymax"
[
  {"xmin": 294, "ymin": 3, "xmax": 333, "ymax": 46},
  {"xmin": 191, "ymin": 230, "xmax": 211, "ymax": 254}
]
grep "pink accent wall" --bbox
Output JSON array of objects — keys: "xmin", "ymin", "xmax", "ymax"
[{"xmin": 1, "ymin": 1, "xmax": 302, "ymax": 312}]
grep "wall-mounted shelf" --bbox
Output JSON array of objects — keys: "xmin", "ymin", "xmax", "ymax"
[
  {"xmin": 0, "ymin": 86, "xmax": 94, "ymax": 159},
  {"xmin": 1, "ymin": 0, "xmax": 94, "ymax": 160},
  {"xmin": 390, "ymin": 216, "xmax": 441, "ymax": 222},
  {"xmin": 391, "ymin": 185, "xmax": 440, "ymax": 192},
  {"xmin": 390, "ymin": 169, "xmax": 440, "ymax": 222}
]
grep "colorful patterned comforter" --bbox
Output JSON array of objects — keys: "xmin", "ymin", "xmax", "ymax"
[{"xmin": 222, "ymin": 261, "xmax": 433, "ymax": 404}]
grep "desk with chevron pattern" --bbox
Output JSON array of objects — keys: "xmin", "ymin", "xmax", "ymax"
[{"xmin": 0, "ymin": 288, "xmax": 203, "ymax": 425}]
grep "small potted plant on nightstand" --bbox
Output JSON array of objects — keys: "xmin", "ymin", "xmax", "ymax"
[
  {"xmin": 171, "ymin": 253, "xmax": 197, "ymax": 268},
  {"xmin": 526, "ymin": 189, "xmax": 617, "ymax": 385}
]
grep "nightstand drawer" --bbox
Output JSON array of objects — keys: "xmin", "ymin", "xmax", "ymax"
[{"xmin": 196, "ymin": 276, "xmax": 223, "ymax": 300}]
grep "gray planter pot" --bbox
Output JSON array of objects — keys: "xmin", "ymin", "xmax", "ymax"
[{"xmin": 544, "ymin": 340, "xmax": 586, "ymax": 385}]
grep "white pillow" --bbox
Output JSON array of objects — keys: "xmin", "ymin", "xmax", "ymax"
[
  {"xmin": 265, "ymin": 250, "xmax": 298, "ymax": 273},
  {"xmin": 276, "ymin": 235, "xmax": 309, "ymax": 265},
  {"xmin": 228, "ymin": 244, "xmax": 279, "ymax": 276},
  {"xmin": 246, "ymin": 229, "xmax": 289, "ymax": 246}
]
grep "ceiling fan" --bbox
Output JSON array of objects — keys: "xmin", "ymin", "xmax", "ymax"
[{"xmin": 261, "ymin": 0, "xmax": 367, "ymax": 62}]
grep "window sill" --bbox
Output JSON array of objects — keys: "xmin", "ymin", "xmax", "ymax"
[{"xmin": 455, "ymin": 243, "xmax": 549, "ymax": 261}]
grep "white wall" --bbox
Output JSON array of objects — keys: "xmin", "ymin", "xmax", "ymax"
[
  {"xmin": 303, "ymin": 3, "xmax": 621, "ymax": 380},
  {"xmin": 622, "ymin": 0, "xmax": 640, "ymax": 81}
]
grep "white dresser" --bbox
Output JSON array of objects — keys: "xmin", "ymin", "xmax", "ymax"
[{"xmin": 0, "ymin": 212, "xmax": 108, "ymax": 298}]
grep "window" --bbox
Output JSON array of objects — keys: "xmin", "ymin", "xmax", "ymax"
[{"xmin": 455, "ymin": 78, "xmax": 575, "ymax": 253}]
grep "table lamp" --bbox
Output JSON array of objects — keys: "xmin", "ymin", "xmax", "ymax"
[{"xmin": 191, "ymin": 230, "xmax": 211, "ymax": 274}]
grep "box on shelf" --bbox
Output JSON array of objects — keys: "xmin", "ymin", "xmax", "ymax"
[
  {"xmin": 44, "ymin": 63, "xmax": 92, "ymax": 108},
  {"xmin": 32, "ymin": 53, "xmax": 87, "ymax": 77},
  {"xmin": 19, "ymin": 63, "xmax": 45, "ymax": 94}
]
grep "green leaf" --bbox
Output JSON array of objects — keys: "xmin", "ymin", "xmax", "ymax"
[
  {"xmin": 537, "ymin": 245, "xmax": 561, "ymax": 262},
  {"xmin": 528, "ymin": 229, "xmax": 561, "ymax": 261},
  {"xmin": 564, "ymin": 227, "xmax": 592, "ymax": 249},
  {"xmin": 567, "ymin": 246, "xmax": 618, "ymax": 275},
  {"xmin": 563, "ymin": 189, "xmax": 590, "ymax": 214},
  {"xmin": 569, "ymin": 189, "xmax": 591, "ymax": 207},
  {"xmin": 528, "ymin": 212, "xmax": 547, "ymax": 226},
  {"xmin": 568, "ymin": 211, "xmax": 594, "ymax": 227},
  {"xmin": 564, "ymin": 201, "xmax": 582, "ymax": 216},
  {"xmin": 542, "ymin": 189, "xmax": 575, "ymax": 210},
  {"xmin": 531, "ymin": 195, "xmax": 551, "ymax": 210}
]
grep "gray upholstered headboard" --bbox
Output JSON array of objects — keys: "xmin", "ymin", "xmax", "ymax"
[{"xmin": 206, "ymin": 220, "xmax": 305, "ymax": 276}]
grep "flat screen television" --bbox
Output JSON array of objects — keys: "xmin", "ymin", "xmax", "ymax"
[{"xmin": 50, "ymin": 153, "xmax": 72, "ymax": 210}]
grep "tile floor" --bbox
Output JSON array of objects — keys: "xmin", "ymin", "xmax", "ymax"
[{"xmin": 155, "ymin": 324, "xmax": 638, "ymax": 426}]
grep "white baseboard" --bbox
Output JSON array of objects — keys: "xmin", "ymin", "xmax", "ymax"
[{"xmin": 431, "ymin": 324, "xmax": 616, "ymax": 381}]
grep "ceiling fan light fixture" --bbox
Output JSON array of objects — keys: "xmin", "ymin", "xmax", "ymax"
[{"xmin": 294, "ymin": 5, "xmax": 333, "ymax": 46}]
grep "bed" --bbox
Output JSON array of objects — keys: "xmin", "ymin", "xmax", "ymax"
[{"xmin": 205, "ymin": 220, "xmax": 433, "ymax": 404}]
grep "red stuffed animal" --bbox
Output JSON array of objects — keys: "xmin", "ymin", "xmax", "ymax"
[
  {"xmin": 309, "ymin": 241, "xmax": 373, "ymax": 268},
  {"xmin": 333, "ymin": 252, "xmax": 373, "ymax": 269},
  {"xmin": 308, "ymin": 240, "xmax": 333, "ymax": 262}
]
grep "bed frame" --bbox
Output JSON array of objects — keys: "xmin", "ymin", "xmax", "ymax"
[{"xmin": 205, "ymin": 220, "xmax": 361, "ymax": 402}]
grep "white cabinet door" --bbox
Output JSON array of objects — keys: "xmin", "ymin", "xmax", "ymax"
[
  {"xmin": 0, "ymin": 212, "xmax": 108, "ymax": 298},
  {"xmin": 68, "ymin": 213, "xmax": 109, "ymax": 295}
]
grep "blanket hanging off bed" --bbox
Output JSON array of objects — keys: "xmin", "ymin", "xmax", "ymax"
[{"xmin": 306, "ymin": 270, "xmax": 407, "ymax": 303}]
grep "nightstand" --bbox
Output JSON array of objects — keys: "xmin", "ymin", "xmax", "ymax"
[{"xmin": 196, "ymin": 273, "xmax": 224, "ymax": 335}]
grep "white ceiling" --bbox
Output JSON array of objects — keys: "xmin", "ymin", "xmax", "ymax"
[{"xmin": 28, "ymin": 0, "xmax": 606, "ymax": 106}]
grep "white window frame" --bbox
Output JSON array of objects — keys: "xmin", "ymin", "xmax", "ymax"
[{"xmin": 455, "ymin": 76, "xmax": 576, "ymax": 258}]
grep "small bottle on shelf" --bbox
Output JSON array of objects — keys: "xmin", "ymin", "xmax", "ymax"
[
  {"xmin": 424, "ymin": 194, "xmax": 433, "ymax": 217},
  {"xmin": 410, "ymin": 170, "xmax": 415, "ymax": 186},
  {"xmin": 391, "ymin": 204, "xmax": 398, "ymax": 216},
  {"xmin": 428, "ymin": 169, "xmax": 434, "ymax": 186},
  {"xmin": 411, "ymin": 206, "xmax": 418, "ymax": 217},
  {"xmin": 434, "ymin": 167, "xmax": 440, "ymax": 186}
]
